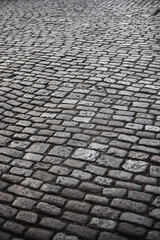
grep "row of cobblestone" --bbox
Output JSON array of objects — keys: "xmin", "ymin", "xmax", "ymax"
[{"xmin": 0, "ymin": 0, "xmax": 160, "ymax": 239}]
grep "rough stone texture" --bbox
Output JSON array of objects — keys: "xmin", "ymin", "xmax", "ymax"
[
  {"xmin": 0, "ymin": 232, "xmax": 11, "ymax": 240},
  {"xmin": 150, "ymin": 166, "xmax": 160, "ymax": 178},
  {"xmin": 118, "ymin": 222, "xmax": 147, "ymax": 238},
  {"xmin": 62, "ymin": 211, "xmax": 88, "ymax": 224},
  {"xmin": 49, "ymin": 146, "xmax": 73, "ymax": 158},
  {"xmin": 0, "ymin": 148, "xmax": 23, "ymax": 158},
  {"xmin": 90, "ymin": 217, "xmax": 117, "ymax": 230},
  {"xmin": 66, "ymin": 224, "xmax": 99, "ymax": 240},
  {"xmin": 152, "ymin": 196, "xmax": 160, "ymax": 207},
  {"xmin": 56, "ymin": 176, "xmax": 80, "ymax": 187},
  {"xmin": 91, "ymin": 205, "xmax": 120, "ymax": 220},
  {"xmin": 103, "ymin": 188, "xmax": 127, "ymax": 198},
  {"xmin": 53, "ymin": 233, "xmax": 78, "ymax": 240},
  {"xmin": 12, "ymin": 197, "xmax": 36, "ymax": 210},
  {"xmin": 24, "ymin": 227, "xmax": 53, "ymax": 240},
  {"xmin": 71, "ymin": 169, "xmax": 92, "ymax": 180},
  {"xmin": 149, "ymin": 209, "xmax": 160, "ymax": 220},
  {"xmin": 0, "ymin": 0, "xmax": 160, "ymax": 239},
  {"xmin": 65, "ymin": 200, "xmax": 91, "ymax": 213},
  {"xmin": 111, "ymin": 198, "xmax": 147, "ymax": 214},
  {"xmin": 40, "ymin": 217, "xmax": 66, "ymax": 231},
  {"xmin": 99, "ymin": 232, "xmax": 127, "ymax": 240},
  {"xmin": 26, "ymin": 143, "xmax": 50, "ymax": 154},
  {"xmin": 146, "ymin": 231, "xmax": 160, "ymax": 240},
  {"xmin": 85, "ymin": 194, "xmax": 109, "ymax": 205},
  {"xmin": 122, "ymin": 160, "xmax": 148, "ymax": 173},
  {"xmin": 120, "ymin": 212, "xmax": 153, "ymax": 227},
  {"xmin": 97, "ymin": 155, "xmax": 123, "ymax": 168},
  {"xmin": 8, "ymin": 185, "xmax": 43, "ymax": 199},
  {"xmin": 0, "ymin": 192, "xmax": 15, "ymax": 203},
  {"xmin": 0, "ymin": 203, "xmax": 17, "ymax": 219},
  {"xmin": 94, "ymin": 176, "xmax": 114, "ymax": 186},
  {"xmin": 72, "ymin": 148, "xmax": 99, "ymax": 162},
  {"xmin": 16, "ymin": 210, "xmax": 38, "ymax": 224},
  {"xmin": 36, "ymin": 202, "xmax": 61, "ymax": 216},
  {"xmin": 2, "ymin": 221, "xmax": 26, "ymax": 235},
  {"xmin": 42, "ymin": 194, "xmax": 66, "ymax": 207}
]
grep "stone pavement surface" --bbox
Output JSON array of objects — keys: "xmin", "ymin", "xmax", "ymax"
[{"xmin": 0, "ymin": 0, "xmax": 160, "ymax": 239}]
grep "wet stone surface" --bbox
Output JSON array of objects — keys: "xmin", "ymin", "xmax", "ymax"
[{"xmin": 0, "ymin": 0, "xmax": 160, "ymax": 239}]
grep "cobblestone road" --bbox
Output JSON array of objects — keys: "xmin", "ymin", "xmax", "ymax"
[{"xmin": 0, "ymin": 0, "xmax": 160, "ymax": 239}]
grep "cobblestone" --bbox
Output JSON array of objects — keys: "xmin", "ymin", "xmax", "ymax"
[
  {"xmin": 85, "ymin": 194, "xmax": 109, "ymax": 205},
  {"xmin": 0, "ymin": 191, "xmax": 15, "ymax": 203},
  {"xmin": 2, "ymin": 221, "xmax": 26, "ymax": 234},
  {"xmin": 108, "ymin": 170, "xmax": 133, "ymax": 180},
  {"xmin": 94, "ymin": 176, "xmax": 114, "ymax": 186},
  {"xmin": 0, "ymin": 232, "xmax": 11, "ymax": 240},
  {"xmin": 42, "ymin": 194, "xmax": 66, "ymax": 207},
  {"xmin": 134, "ymin": 175, "xmax": 157, "ymax": 185},
  {"xmin": 40, "ymin": 217, "xmax": 66, "ymax": 231},
  {"xmin": 56, "ymin": 176, "xmax": 79, "ymax": 187},
  {"xmin": 36, "ymin": 202, "xmax": 61, "ymax": 216},
  {"xmin": 152, "ymin": 196, "xmax": 160, "ymax": 207},
  {"xmin": 150, "ymin": 166, "xmax": 160, "ymax": 177},
  {"xmin": 145, "ymin": 185, "xmax": 160, "ymax": 195},
  {"xmin": 50, "ymin": 166, "xmax": 71, "ymax": 176},
  {"xmin": 10, "ymin": 167, "xmax": 33, "ymax": 176},
  {"xmin": 120, "ymin": 212, "xmax": 153, "ymax": 227},
  {"xmin": 0, "ymin": 147, "xmax": 23, "ymax": 158},
  {"xmin": 32, "ymin": 170, "xmax": 55, "ymax": 182},
  {"xmin": 62, "ymin": 211, "xmax": 88, "ymax": 224},
  {"xmin": 122, "ymin": 160, "xmax": 148, "ymax": 173},
  {"xmin": 79, "ymin": 182, "xmax": 103, "ymax": 193},
  {"xmin": 66, "ymin": 224, "xmax": 99, "ymax": 240},
  {"xmin": 0, "ymin": 0, "xmax": 160, "ymax": 239},
  {"xmin": 111, "ymin": 198, "xmax": 147, "ymax": 214},
  {"xmin": 91, "ymin": 205, "xmax": 120, "ymax": 220},
  {"xmin": 146, "ymin": 231, "xmax": 160, "ymax": 240},
  {"xmin": 26, "ymin": 143, "xmax": 50, "ymax": 154},
  {"xmin": 8, "ymin": 184, "xmax": 43, "ymax": 199},
  {"xmin": 72, "ymin": 148, "xmax": 99, "ymax": 162},
  {"xmin": 97, "ymin": 155, "xmax": 123, "ymax": 168},
  {"xmin": 90, "ymin": 217, "xmax": 117, "ymax": 230},
  {"xmin": 128, "ymin": 190, "xmax": 152, "ymax": 203},
  {"xmin": 61, "ymin": 188, "xmax": 85, "ymax": 200},
  {"xmin": 103, "ymin": 188, "xmax": 127, "ymax": 198},
  {"xmin": 118, "ymin": 222, "xmax": 147, "ymax": 238},
  {"xmin": 0, "ymin": 203, "xmax": 17, "ymax": 219},
  {"xmin": 24, "ymin": 227, "xmax": 53, "ymax": 240},
  {"xmin": 13, "ymin": 197, "xmax": 36, "ymax": 210},
  {"xmin": 53, "ymin": 233, "xmax": 78, "ymax": 240},
  {"xmin": 16, "ymin": 210, "xmax": 38, "ymax": 224},
  {"xmin": 49, "ymin": 146, "xmax": 73, "ymax": 158},
  {"xmin": 149, "ymin": 209, "xmax": 160, "ymax": 220},
  {"xmin": 41, "ymin": 184, "xmax": 62, "ymax": 194},
  {"xmin": 71, "ymin": 169, "xmax": 92, "ymax": 180},
  {"xmin": 65, "ymin": 200, "xmax": 91, "ymax": 214},
  {"xmin": 98, "ymin": 232, "xmax": 127, "ymax": 240},
  {"xmin": 85, "ymin": 165, "xmax": 106, "ymax": 176}
]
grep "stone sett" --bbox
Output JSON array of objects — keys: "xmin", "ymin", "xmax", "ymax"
[{"xmin": 0, "ymin": 0, "xmax": 160, "ymax": 239}]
